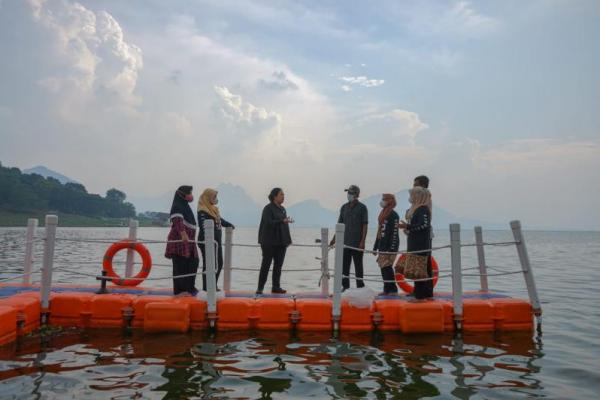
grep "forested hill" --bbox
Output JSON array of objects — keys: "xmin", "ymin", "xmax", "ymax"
[{"xmin": 0, "ymin": 162, "xmax": 135, "ymax": 219}]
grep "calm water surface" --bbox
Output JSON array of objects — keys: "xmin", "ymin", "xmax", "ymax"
[{"xmin": 0, "ymin": 227, "xmax": 599, "ymax": 399}]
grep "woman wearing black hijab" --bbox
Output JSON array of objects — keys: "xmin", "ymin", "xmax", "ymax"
[
  {"xmin": 256, "ymin": 187, "xmax": 293, "ymax": 295},
  {"xmin": 164, "ymin": 185, "xmax": 199, "ymax": 295}
]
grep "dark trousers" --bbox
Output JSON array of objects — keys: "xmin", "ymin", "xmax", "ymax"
[
  {"xmin": 414, "ymin": 252, "xmax": 433, "ymax": 299},
  {"xmin": 342, "ymin": 248, "xmax": 365, "ymax": 289},
  {"xmin": 380, "ymin": 266, "xmax": 398, "ymax": 294},
  {"xmin": 172, "ymin": 255, "xmax": 199, "ymax": 295},
  {"xmin": 199, "ymin": 244, "xmax": 224, "ymax": 291},
  {"xmin": 257, "ymin": 245, "xmax": 287, "ymax": 291}
]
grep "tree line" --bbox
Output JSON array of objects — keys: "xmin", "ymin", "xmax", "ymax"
[{"xmin": 0, "ymin": 162, "xmax": 136, "ymax": 218}]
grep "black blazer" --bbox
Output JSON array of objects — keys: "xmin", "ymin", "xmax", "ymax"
[
  {"xmin": 373, "ymin": 210, "xmax": 400, "ymax": 252},
  {"xmin": 258, "ymin": 202, "xmax": 292, "ymax": 246}
]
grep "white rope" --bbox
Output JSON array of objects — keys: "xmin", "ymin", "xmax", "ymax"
[
  {"xmin": 289, "ymin": 243, "xmax": 321, "ymax": 248},
  {"xmin": 231, "ymin": 243, "xmax": 261, "ymax": 248},
  {"xmin": 462, "ymin": 271, "xmax": 522, "ymax": 277},
  {"xmin": 54, "ymin": 267, "xmax": 206, "ymax": 281},
  {"xmin": 230, "ymin": 266, "xmax": 322, "ymax": 272},
  {"xmin": 0, "ymin": 268, "xmax": 43, "ymax": 283},
  {"xmin": 343, "ymin": 244, "xmax": 451, "ymax": 255},
  {"xmin": 461, "ymin": 241, "xmax": 519, "ymax": 247},
  {"xmin": 342, "ymin": 273, "xmax": 448, "ymax": 284},
  {"xmin": 0, "ymin": 259, "xmax": 25, "ymax": 263},
  {"xmin": 54, "ymin": 237, "xmax": 208, "ymax": 245}
]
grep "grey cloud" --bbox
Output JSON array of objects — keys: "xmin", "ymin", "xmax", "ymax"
[{"xmin": 258, "ymin": 71, "xmax": 299, "ymax": 91}]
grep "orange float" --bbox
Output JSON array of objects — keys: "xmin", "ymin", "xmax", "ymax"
[
  {"xmin": 103, "ymin": 240, "xmax": 152, "ymax": 286},
  {"xmin": 395, "ymin": 254, "xmax": 439, "ymax": 294}
]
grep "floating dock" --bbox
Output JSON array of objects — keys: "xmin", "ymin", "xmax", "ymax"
[{"xmin": 0, "ymin": 216, "xmax": 542, "ymax": 347}]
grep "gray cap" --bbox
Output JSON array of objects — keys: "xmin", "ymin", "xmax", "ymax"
[{"xmin": 344, "ymin": 185, "xmax": 360, "ymax": 195}]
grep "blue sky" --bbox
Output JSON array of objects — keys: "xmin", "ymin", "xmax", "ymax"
[{"xmin": 0, "ymin": 0, "xmax": 599, "ymax": 229}]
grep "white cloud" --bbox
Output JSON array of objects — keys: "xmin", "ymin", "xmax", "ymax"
[
  {"xmin": 339, "ymin": 76, "xmax": 384, "ymax": 88},
  {"xmin": 397, "ymin": 1, "xmax": 499, "ymax": 38},
  {"xmin": 341, "ymin": 85, "xmax": 351, "ymax": 92},
  {"xmin": 29, "ymin": 0, "xmax": 142, "ymax": 113},
  {"xmin": 357, "ymin": 109, "xmax": 429, "ymax": 140},
  {"xmin": 214, "ymin": 86, "xmax": 282, "ymax": 137}
]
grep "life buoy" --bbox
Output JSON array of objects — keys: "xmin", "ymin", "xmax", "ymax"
[
  {"xmin": 394, "ymin": 254, "xmax": 439, "ymax": 294},
  {"xmin": 103, "ymin": 240, "xmax": 152, "ymax": 286}
]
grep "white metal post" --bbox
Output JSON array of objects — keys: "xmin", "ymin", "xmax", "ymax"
[
  {"xmin": 450, "ymin": 223, "xmax": 463, "ymax": 330},
  {"xmin": 320, "ymin": 228, "xmax": 330, "ymax": 297},
  {"xmin": 125, "ymin": 218, "xmax": 139, "ymax": 278},
  {"xmin": 510, "ymin": 220, "xmax": 542, "ymax": 318},
  {"xmin": 41, "ymin": 215, "xmax": 58, "ymax": 316},
  {"xmin": 332, "ymin": 223, "xmax": 345, "ymax": 331},
  {"xmin": 474, "ymin": 226, "xmax": 489, "ymax": 292},
  {"xmin": 223, "ymin": 227, "xmax": 233, "ymax": 294},
  {"xmin": 23, "ymin": 218, "xmax": 38, "ymax": 285},
  {"xmin": 204, "ymin": 219, "xmax": 217, "ymax": 327}
]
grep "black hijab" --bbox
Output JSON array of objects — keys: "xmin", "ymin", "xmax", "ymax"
[{"xmin": 169, "ymin": 185, "xmax": 196, "ymax": 226}]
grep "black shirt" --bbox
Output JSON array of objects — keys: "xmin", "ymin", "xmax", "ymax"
[
  {"xmin": 337, "ymin": 201, "xmax": 368, "ymax": 247},
  {"xmin": 258, "ymin": 202, "xmax": 292, "ymax": 246}
]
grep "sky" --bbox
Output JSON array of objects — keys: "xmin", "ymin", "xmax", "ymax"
[{"xmin": 0, "ymin": 0, "xmax": 599, "ymax": 230}]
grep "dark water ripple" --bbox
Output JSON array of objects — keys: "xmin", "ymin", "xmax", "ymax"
[{"xmin": 1, "ymin": 227, "xmax": 600, "ymax": 399}]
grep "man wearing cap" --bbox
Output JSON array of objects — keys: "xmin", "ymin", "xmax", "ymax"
[{"xmin": 330, "ymin": 185, "xmax": 368, "ymax": 291}]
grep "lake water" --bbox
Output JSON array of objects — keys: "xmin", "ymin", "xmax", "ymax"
[{"xmin": 0, "ymin": 227, "xmax": 599, "ymax": 399}]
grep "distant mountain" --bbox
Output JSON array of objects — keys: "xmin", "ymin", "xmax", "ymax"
[
  {"xmin": 287, "ymin": 199, "xmax": 337, "ymax": 228},
  {"xmin": 23, "ymin": 165, "xmax": 78, "ymax": 185},
  {"xmin": 129, "ymin": 191, "xmax": 173, "ymax": 214},
  {"xmin": 216, "ymin": 183, "xmax": 262, "ymax": 227},
  {"xmin": 361, "ymin": 189, "xmax": 503, "ymax": 230},
  {"xmin": 131, "ymin": 184, "xmax": 504, "ymax": 229}
]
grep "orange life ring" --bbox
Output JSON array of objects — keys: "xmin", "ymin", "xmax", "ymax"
[
  {"xmin": 102, "ymin": 240, "xmax": 152, "ymax": 286},
  {"xmin": 394, "ymin": 254, "xmax": 439, "ymax": 294}
]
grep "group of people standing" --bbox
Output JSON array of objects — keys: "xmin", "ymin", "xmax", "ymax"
[
  {"xmin": 164, "ymin": 186, "xmax": 233, "ymax": 296},
  {"xmin": 164, "ymin": 175, "xmax": 434, "ymax": 300}
]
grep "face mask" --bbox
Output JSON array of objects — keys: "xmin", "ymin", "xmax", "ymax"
[
  {"xmin": 185, "ymin": 194, "xmax": 193, "ymax": 203},
  {"xmin": 347, "ymin": 193, "xmax": 355, "ymax": 202},
  {"xmin": 379, "ymin": 200, "xmax": 387, "ymax": 208}
]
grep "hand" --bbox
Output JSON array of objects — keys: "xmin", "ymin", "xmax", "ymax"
[
  {"xmin": 181, "ymin": 232, "xmax": 189, "ymax": 243},
  {"xmin": 397, "ymin": 220, "xmax": 408, "ymax": 229},
  {"xmin": 358, "ymin": 240, "xmax": 365, "ymax": 250}
]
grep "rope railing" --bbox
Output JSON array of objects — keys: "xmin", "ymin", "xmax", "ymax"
[
  {"xmin": 230, "ymin": 266, "xmax": 322, "ymax": 272},
  {"xmin": 54, "ymin": 266, "xmax": 206, "ymax": 281},
  {"xmin": 461, "ymin": 240, "xmax": 519, "ymax": 247},
  {"xmin": 343, "ymin": 244, "xmax": 451, "ymax": 255},
  {"xmin": 53, "ymin": 237, "xmax": 208, "ymax": 245},
  {"xmin": 0, "ymin": 268, "xmax": 43, "ymax": 283},
  {"xmin": 231, "ymin": 242, "xmax": 321, "ymax": 248}
]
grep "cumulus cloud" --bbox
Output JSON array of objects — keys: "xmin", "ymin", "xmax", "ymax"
[
  {"xmin": 213, "ymin": 86, "xmax": 282, "ymax": 137},
  {"xmin": 339, "ymin": 76, "xmax": 385, "ymax": 88},
  {"xmin": 29, "ymin": 0, "xmax": 142, "ymax": 112},
  {"xmin": 341, "ymin": 85, "xmax": 351, "ymax": 92},
  {"xmin": 356, "ymin": 109, "xmax": 429, "ymax": 141}
]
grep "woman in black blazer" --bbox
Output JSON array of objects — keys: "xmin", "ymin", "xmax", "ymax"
[{"xmin": 256, "ymin": 187, "xmax": 293, "ymax": 294}]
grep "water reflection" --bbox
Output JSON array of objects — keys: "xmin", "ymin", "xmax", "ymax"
[{"xmin": 0, "ymin": 329, "xmax": 544, "ymax": 399}]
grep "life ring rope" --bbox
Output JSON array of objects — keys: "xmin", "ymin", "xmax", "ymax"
[{"xmin": 102, "ymin": 240, "xmax": 152, "ymax": 287}]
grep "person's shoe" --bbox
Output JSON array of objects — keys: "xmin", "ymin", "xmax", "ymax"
[
  {"xmin": 341, "ymin": 287, "xmax": 348, "ymax": 293},
  {"xmin": 255, "ymin": 290, "xmax": 263, "ymax": 296},
  {"xmin": 271, "ymin": 288, "xmax": 287, "ymax": 294}
]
